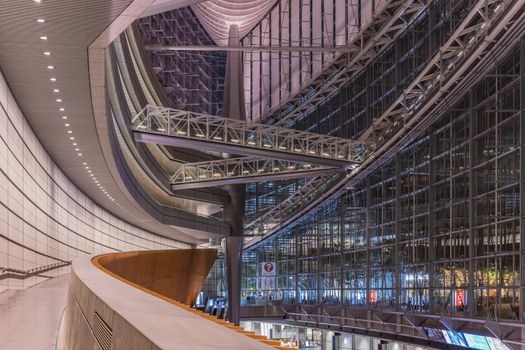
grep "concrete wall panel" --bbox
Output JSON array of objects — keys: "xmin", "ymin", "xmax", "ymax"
[{"xmin": 0, "ymin": 70, "xmax": 188, "ymax": 293}]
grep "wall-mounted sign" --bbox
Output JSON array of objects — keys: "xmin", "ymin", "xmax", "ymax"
[
  {"xmin": 261, "ymin": 262, "xmax": 276, "ymax": 276},
  {"xmin": 369, "ymin": 290, "xmax": 377, "ymax": 303},
  {"xmin": 260, "ymin": 277, "xmax": 276, "ymax": 290},
  {"xmin": 454, "ymin": 289, "xmax": 467, "ymax": 308}
]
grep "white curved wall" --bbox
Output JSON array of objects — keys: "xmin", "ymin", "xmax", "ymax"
[{"xmin": 0, "ymin": 71, "xmax": 189, "ymax": 292}]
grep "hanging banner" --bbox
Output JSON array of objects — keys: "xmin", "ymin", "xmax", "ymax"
[
  {"xmin": 260, "ymin": 276, "xmax": 276, "ymax": 290},
  {"xmin": 261, "ymin": 262, "xmax": 276, "ymax": 276},
  {"xmin": 455, "ymin": 289, "xmax": 467, "ymax": 308},
  {"xmin": 369, "ymin": 290, "xmax": 377, "ymax": 303}
]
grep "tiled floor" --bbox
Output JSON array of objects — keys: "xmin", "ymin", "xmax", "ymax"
[{"xmin": 0, "ymin": 274, "xmax": 69, "ymax": 350}]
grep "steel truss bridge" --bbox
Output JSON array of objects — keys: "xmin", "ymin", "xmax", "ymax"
[
  {"xmin": 169, "ymin": 157, "xmax": 342, "ymax": 190},
  {"xmin": 132, "ymin": 105, "xmax": 364, "ymax": 167},
  {"xmin": 132, "ymin": 105, "xmax": 364, "ymax": 189}
]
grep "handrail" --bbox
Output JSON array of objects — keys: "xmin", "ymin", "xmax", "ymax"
[{"xmin": 0, "ymin": 261, "xmax": 71, "ymax": 275}]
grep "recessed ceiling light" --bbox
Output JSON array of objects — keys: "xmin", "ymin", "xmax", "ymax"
[
  {"xmin": 85, "ymin": 166, "xmax": 89, "ymax": 169},
  {"xmin": 75, "ymin": 148, "xmax": 80, "ymax": 151},
  {"xmin": 67, "ymin": 130, "xmax": 72, "ymax": 134},
  {"xmin": 56, "ymin": 99, "xmax": 62, "ymax": 102},
  {"xmin": 50, "ymin": 77, "xmax": 56, "ymax": 81},
  {"xmin": 47, "ymin": 65, "xmax": 54, "ymax": 70},
  {"xmin": 37, "ymin": 18, "xmax": 45, "ymax": 23},
  {"xmin": 34, "ymin": 0, "xmax": 42, "ymax": 3},
  {"xmin": 82, "ymin": 162, "xmax": 87, "ymax": 165},
  {"xmin": 77, "ymin": 153, "xmax": 82, "ymax": 156},
  {"xmin": 64, "ymin": 123, "xmax": 69, "ymax": 126},
  {"xmin": 62, "ymin": 116, "xmax": 67, "ymax": 119},
  {"xmin": 72, "ymin": 142, "xmax": 77, "ymax": 146},
  {"xmin": 87, "ymin": 170, "xmax": 92, "ymax": 173},
  {"xmin": 90, "ymin": 174, "xmax": 94, "ymax": 177},
  {"xmin": 95, "ymin": 181, "xmax": 98, "ymax": 183},
  {"xmin": 40, "ymin": 36, "xmax": 47, "ymax": 40},
  {"xmin": 59, "ymin": 108, "xmax": 64, "ymax": 111},
  {"xmin": 54, "ymin": 89, "xmax": 59, "ymax": 93},
  {"xmin": 69, "ymin": 136, "xmax": 74, "ymax": 140},
  {"xmin": 44, "ymin": 51, "xmax": 51, "ymax": 56}
]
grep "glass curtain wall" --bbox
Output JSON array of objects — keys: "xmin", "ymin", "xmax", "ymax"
[
  {"xmin": 240, "ymin": 0, "xmax": 480, "ymax": 234},
  {"xmin": 138, "ymin": 7, "xmax": 226, "ymax": 116},
  {"xmin": 242, "ymin": 41, "xmax": 523, "ymax": 321},
  {"xmin": 201, "ymin": 259, "xmax": 226, "ymax": 301}
]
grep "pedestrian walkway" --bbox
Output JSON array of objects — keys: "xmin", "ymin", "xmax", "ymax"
[{"xmin": 0, "ymin": 274, "xmax": 69, "ymax": 350}]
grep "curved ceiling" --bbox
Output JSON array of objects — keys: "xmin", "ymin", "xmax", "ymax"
[
  {"xmin": 0, "ymin": 0, "xmax": 220, "ymax": 245},
  {"xmin": 191, "ymin": 0, "xmax": 278, "ymax": 45}
]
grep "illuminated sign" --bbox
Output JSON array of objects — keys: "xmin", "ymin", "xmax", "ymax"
[
  {"xmin": 454, "ymin": 289, "xmax": 467, "ymax": 308},
  {"xmin": 442, "ymin": 330, "xmax": 467, "ymax": 347},
  {"xmin": 464, "ymin": 333, "xmax": 490, "ymax": 350},
  {"xmin": 369, "ymin": 290, "xmax": 377, "ymax": 303},
  {"xmin": 261, "ymin": 262, "xmax": 276, "ymax": 275},
  {"xmin": 486, "ymin": 337, "xmax": 510, "ymax": 350},
  {"xmin": 438, "ymin": 329, "xmax": 509, "ymax": 350}
]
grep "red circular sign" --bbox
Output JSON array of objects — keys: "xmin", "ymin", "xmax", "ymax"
[{"xmin": 264, "ymin": 263, "xmax": 273, "ymax": 273}]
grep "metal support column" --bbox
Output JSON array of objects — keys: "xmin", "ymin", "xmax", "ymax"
[
  {"xmin": 316, "ymin": 212, "xmax": 321, "ymax": 303},
  {"xmin": 224, "ymin": 235, "xmax": 243, "ymax": 323},
  {"xmin": 468, "ymin": 87, "xmax": 476, "ymax": 318},
  {"xmin": 428, "ymin": 125, "xmax": 436, "ymax": 313},
  {"xmin": 394, "ymin": 153, "xmax": 402, "ymax": 310},
  {"xmin": 365, "ymin": 177, "xmax": 372, "ymax": 307},
  {"xmin": 519, "ymin": 37, "xmax": 525, "ymax": 323},
  {"xmin": 223, "ymin": 24, "xmax": 246, "ymax": 326},
  {"xmin": 339, "ymin": 194, "xmax": 346, "ymax": 305},
  {"xmin": 295, "ymin": 229, "xmax": 300, "ymax": 304}
]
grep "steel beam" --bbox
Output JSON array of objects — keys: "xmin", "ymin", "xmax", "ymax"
[
  {"xmin": 358, "ymin": 0, "xmax": 511, "ymax": 150},
  {"xmin": 262, "ymin": 0, "xmax": 429, "ymax": 127},
  {"xmin": 519, "ymin": 31, "xmax": 525, "ymax": 324},
  {"xmin": 170, "ymin": 157, "xmax": 340, "ymax": 190},
  {"xmin": 280, "ymin": 304, "xmax": 524, "ymax": 349},
  {"xmin": 132, "ymin": 105, "xmax": 364, "ymax": 167},
  {"xmin": 243, "ymin": 175, "xmax": 342, "ymax": 240},
  {"xmin": 145, "ymin": 44, "xmax": 360, "ymax": 53}
]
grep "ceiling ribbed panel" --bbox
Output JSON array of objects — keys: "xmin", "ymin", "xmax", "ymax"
[
  {"xmin": 0, "ymin": 0, "xmax": 222, "ymax": 243},
  {"xmin": 191, "ymin": 0, "xmax": 278, "ymax": 45}
]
